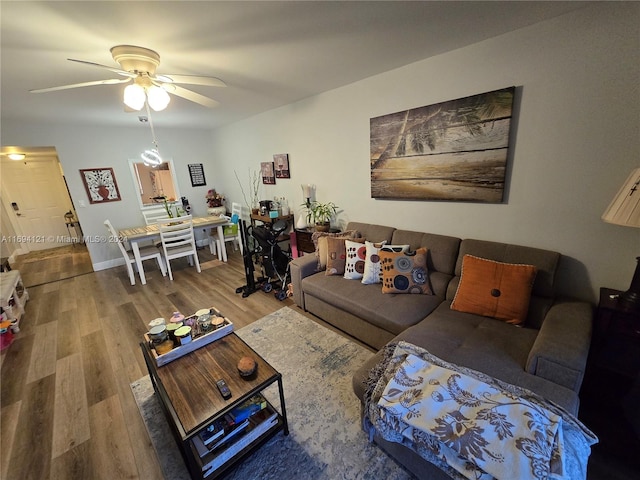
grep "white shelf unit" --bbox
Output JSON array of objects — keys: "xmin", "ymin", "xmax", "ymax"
[{"xmin": 0, "ymin": 270, "xmax": 29, "ymax": 324}]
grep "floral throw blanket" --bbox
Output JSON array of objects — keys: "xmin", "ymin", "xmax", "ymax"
[{"xmin": 363, "ymin": 341, "xmax": 597, "ymax": 480}]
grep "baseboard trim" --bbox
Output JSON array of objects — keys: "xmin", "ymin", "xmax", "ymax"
[{"xmin": 93, "ymin": 258, "xmax": 125, "ymax": 271}]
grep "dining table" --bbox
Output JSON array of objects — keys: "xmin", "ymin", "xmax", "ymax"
[{"xmin": 118, "ymin": 215, "xmax": 230, "ymax": 284}]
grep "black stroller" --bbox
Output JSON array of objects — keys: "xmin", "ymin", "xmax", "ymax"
[{"xmin": 236, "ymin": 218, "xmax": 293, "ymax": 301}]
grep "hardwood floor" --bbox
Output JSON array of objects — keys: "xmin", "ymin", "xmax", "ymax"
[{"xmin": 1, "ymin": 245, "xmax": 297, "ymax": 480}]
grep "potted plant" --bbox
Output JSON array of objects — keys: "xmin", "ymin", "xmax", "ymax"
[{"xmin": 303, "ymin": 201, "xmax": 338, "ymax": 232}]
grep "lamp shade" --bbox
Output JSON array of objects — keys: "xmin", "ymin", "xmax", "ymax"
[
  {"xmin": 147, "ymin": 85, "xmax": 170, "ymax": 111},
  {"xmin": 602, "ymin": 168, "xmax": 640, "ymax": 228},
  {"xmin": 124, "ymin": 84, "xmax": 146, "ymax": 111}
]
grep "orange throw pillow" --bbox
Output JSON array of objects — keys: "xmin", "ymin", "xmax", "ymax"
[{"xmin": 450, "ymin": 254, "xmax": 537, "ymax": 325}]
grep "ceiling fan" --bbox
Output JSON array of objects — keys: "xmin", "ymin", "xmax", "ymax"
[{"xmin": 30, "ymin": 45, "xmax": 226, "ymax": 111}]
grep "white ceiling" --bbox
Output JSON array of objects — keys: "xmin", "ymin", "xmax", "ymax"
[{"xmin": 1, "ymin": 1, "xmax": 590, "ymax": 134}]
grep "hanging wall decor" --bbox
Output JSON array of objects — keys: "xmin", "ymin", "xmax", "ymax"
[
  {"xmin": 79, "ymin": 167, "xmax": 122, "ymax": 204},
  {"xmin": 261, "ymin": 161, "xmax": 276, "ymax": 184},
  {"xmin": 370, "ymin": 86, "xmax": 516, "ymax": 203},
  {"xmin": 188, "ymin": 163, "xmax": 207, "ymax": 187},
  {"xmin": 273, "ymin": 153, "xmax": 290, "ymax": 179}
]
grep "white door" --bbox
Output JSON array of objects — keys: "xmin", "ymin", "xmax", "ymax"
[{"xmin": 1, "ymin": 157, "xmax": 74, "ymax": 252}]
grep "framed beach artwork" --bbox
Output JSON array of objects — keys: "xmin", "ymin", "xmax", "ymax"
[
  {"xmin": 261, "ymin": 161, "xmax": 276, "ymax": 184},
  {"xmin": 79, "ymin": 167, "xmax": 122, "ymax": 204},
  {"xmin": 273, "ymin": 153, "xmax": 290, "ymax": 179},
  {"xmin": 370, "ymin": 87, "xmax": 516, "ymax": 203}
]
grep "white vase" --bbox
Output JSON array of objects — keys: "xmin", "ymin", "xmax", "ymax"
[
  {"xmin": 296, "ymin": 212, "xmax": 308, "ymax": 229},
  {"xmin": 207, "ymin": 206, "xmax": 226, "ymax": 216}
]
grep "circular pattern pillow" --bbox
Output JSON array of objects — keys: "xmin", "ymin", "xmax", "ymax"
[{"xmin": 379, "ymin": 247, "xmax": 432, "ymax": 295}]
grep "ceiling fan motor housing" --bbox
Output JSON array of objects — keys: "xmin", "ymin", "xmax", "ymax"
[{"xmin": 110, "ymin": 45, "xmax": 160, "ymax": 74}]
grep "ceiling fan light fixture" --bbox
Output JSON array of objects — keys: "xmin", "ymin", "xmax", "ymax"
[
  {"xmin": 147, "ymin": 85, "xmax": 170, "ymax": 111},
  {"xmin": 141, "ymin": 148, "xmax": 163, "ymax": 167},
  {"xmin": 124, "ymin": 83, "xmax": 146, "ymax": 111}
]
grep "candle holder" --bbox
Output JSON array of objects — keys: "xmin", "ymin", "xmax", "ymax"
[
  {"xmin": 301, "ymin": 183, "xmax": 316, "ymax": 207},
  {"xmin": 298, "ymin": 184, "xmax": 316, "ymax": 229}
]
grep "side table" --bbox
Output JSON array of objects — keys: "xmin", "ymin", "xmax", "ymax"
[
  {"xmin": 293, "ymin": 228, "xmax": 341, "ymax": 257},
  {"xmin": 579, "ymin": 287, "xmax": 640, "ymax": 467},
  {"xmin": 589, "ymin": 287, "xmax": 640, "ymax": 377}
]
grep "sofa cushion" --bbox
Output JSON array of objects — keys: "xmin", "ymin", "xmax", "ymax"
[
  {"xmin": 379, "ymin": 247, "xmax": 432, "ymax": 295},
  {"xmin": 312, "ymin": 230, "xmax": 359, "ymax": 271},
  {"xmin": 345, "ymin": 222, "xmax": 395, "ymax": 244},
  {"xmin": 451, "ymin": 254, "xmax": 537, "ymax": 325},
  {"xmin": 352, "ymin": 304, "xmax": 580, "ymax": 415},
  {"xmin": 448, "ymin": 239, "xmax": 560, "ymax": 328},
  {"xmin": 372, "ymin": 302, "xmax": 579, "ymax": 414},
  {"xmin": 390, "ymin": 230, "xmax": 461, "ymax": 297},
  {"xmin": 362, "ymin": 241, "xmax": 406, "ymax": 285},
  {"xmin": 361, "ymin": 241, "xmax": 385, "ymax": 285},
  {"xmin": 301, "ymin": 274, "xmax": 443, "ymax": 335},
  {"xmin": 325, "ymin": 236, "xmax": 364, "ymax": 276},
  {"xmin": 343, "ymin": 239, "xmax": 367, "ymax": 280}
]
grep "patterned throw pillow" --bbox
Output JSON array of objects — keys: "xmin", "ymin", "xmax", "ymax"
[
  {"xmin": 312, "ymin": 230, "xmax": 359, "ymax": 271},
  {"xmin": 326, "ymin": 237, "xmax": 365, "ymax": 276},
  {"xmin": 450, "ymin": 254, "xmax": 537, "ymax": 326},
  {"xmin": 379, "ymin": 247, "xmax": 432, "ymax": 294},
  {"xmin": 343, "ymin": 239, "xmax": 368, "ymax": 280},
  {"xmin": 361, "ymin": 242, "xmax": 410, "ymax": 285}
]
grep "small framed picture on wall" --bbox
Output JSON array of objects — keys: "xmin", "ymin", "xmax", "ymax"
[
  {"xmin": 261, "ymin": 161, "xmax": 276, "ymax": 184},
  {"xmin": 79, "ymin": 167, "xmax": 122, "ymax": 204},
  {"xmin": 273, "ymin": 153, "xmax": 290, "ymax": 179}
]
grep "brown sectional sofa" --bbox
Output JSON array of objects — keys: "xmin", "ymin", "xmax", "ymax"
[{"xmin": 289, "ymin": 221, "xmax": 593, "ymax": 479}]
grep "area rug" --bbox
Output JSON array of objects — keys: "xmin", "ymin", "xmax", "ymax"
[{"xmin": 131, "ymin": 306, "xmax": 413, "ymax": 480}]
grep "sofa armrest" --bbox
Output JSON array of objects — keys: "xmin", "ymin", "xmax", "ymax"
[
  {"xmin": 526, "ymin": 300, "xmax": 593, "ymax": 393},
  {"xmin": 289, "ymin": 254, "xmax": 319, "ymax": 309}
]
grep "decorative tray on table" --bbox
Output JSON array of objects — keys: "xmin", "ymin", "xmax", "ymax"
[{"xmin": 145, "ymin": 307, "xmax": 234, "ymax": 367}]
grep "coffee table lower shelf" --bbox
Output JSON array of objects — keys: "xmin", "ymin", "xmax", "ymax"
[{"xmin": 140, "ymin": 332, "xmax": 289, "ymax": 480}]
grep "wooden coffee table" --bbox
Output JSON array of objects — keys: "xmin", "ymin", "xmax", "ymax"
[{"xmin": 140, "ymin": 332, "xmax": 289, "ymax": 479}]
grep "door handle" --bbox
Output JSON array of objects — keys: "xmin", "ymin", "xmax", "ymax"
[{"xmin": 16, "ymin": 213, "xmax": 23, "ymax": 217}]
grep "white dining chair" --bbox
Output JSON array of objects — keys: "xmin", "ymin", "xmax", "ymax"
[
  {"xmin": 157, "ymin": 215, "xmax": 201, "ymax": 281},
  {"xmin": 140, "ymin": 206, "xmax": 173, "ymax": 248},
  {"xmin": 209, "ymin": 202, "xmax": 244, "ymax": 258},
  {"xmin": 104, "ymin": 219, "xmax": 166, "ymax": 285},
  {"xmin": 142, "ymin": 206, "xmax": 172, "ymax": 225}
]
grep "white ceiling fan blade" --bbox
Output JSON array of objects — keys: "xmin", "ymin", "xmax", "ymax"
[
  {"xmin": 159, "ymin": 74, "xmax": 226, "ymax": 87},
  {"xmin": 167, "ymin": 85, "xmax": 220, "ymax": 108},
  {"xmin": 30, "ymin": 78, "xmax": 130, "ymax": 93},
  {"xmin": 67, "ymin": 58, "xmax": 137, "ymax": 78}
]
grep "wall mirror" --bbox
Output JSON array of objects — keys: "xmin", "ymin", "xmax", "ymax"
[{"xmin": 129, "ymin": 157, "xmax": 181, "ymax": 209}]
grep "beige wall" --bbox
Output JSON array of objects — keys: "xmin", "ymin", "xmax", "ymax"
[
  {"xmin": 0, "ymin": 124, "xmax": 215, "ymax": 267},
  {"xmin": 208, "ymin": 2, "xmax": 640, "ymax": 302},
  {"xmin": 1, "ymin": 3, "xmax": 638, "ymax": 301}
]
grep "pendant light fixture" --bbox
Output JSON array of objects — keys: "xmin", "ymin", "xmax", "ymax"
[{"xmin": 141, "ymin": 101, "xmax": 163, "ymax": 167}]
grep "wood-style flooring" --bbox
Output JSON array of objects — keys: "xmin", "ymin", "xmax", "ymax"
[
  {"xmin": 1, "ymin": 245, "xmax": 638, "ymax": 480},
  {"xmin": 11, "ymin": 244, "xmax": 94, "ymax": 288},
  {"xmin": 1, "ymin": 245, "xmax": 301, "ymax": 480}
]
